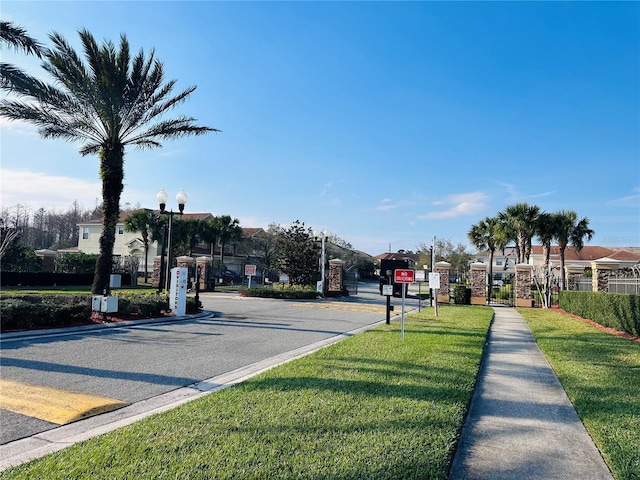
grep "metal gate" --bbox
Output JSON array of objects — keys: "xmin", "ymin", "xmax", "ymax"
[
  {"xmin": 490, "ymin": 274, "xmax": 514, "ymax": 306},
  {"xmin": 344, "ymin": 270, "xmax": 359, "ymax": 295}
]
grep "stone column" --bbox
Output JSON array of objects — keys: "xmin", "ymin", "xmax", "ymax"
[
  {"xmin": 176, "ymin": 256, "xmax": 194, "ymax": 287},
  {"xmin": 435, "ymin": 261, "xmax": 451, "ymax": 304},
  {"xmin": 515, "ymin": 264, "xmax": 533, "ymax": 307},
  {"xmin": 152, "ymin": 256, "xmax": 165, "ymax": 288},
  {"xmin": 565, "ymin": 264, "xmax": 585, "ymax": 291},
  {"xmin": 328, "ymin": 259, "xmax": 345, "ymax": 295},
  {"xmin": 591, "ymin": 259, "xmax": 619, "ymax": 292},
  {"xmin": 470, "ymin": 262, "xmax": 488, "ymax": 305},
  {"xmin": 195, "ymin": 256, "xmax": 210, "ymax": 291}
]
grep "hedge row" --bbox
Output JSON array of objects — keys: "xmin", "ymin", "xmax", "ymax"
[
  {"xmin": 558, "ymin": 290, "xmax": 640, "ymax": 336},
  {"xmin": 238, "ymin": 286, "xmax": 319, "ymax": 299},
  {"xmin": 1, "ymin": 293, "xmax": 200, "ymax": 333},
  {"xmin": 1, "ymin": 295, "xmax": 93, "ymax": 332}
]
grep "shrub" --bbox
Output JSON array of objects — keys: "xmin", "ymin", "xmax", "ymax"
[
  {"xmin": 452, "ymin": 285, "xmax": 471, "ymax": 305},
  {"xmin": 0, "ymin": 292, "xmax": 197, "ymax": 332},
  {"xmin": 1, "ymin": 294, "xmax": 92, "ymax": 332},
  {"xmin": 559, "ymin": 290, "xmax": 640, "ymax": 336},
  {"xmin": 239, "ymin": 285, "xmax": 319, "ymax": 299}
]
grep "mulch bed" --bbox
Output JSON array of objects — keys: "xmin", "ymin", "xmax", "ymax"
[{"xmin": 551, "ymin": 306, "xmax": 640, "ymax": 343}]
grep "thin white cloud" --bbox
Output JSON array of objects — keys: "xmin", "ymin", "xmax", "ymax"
[
  {"xmin": 606, "ymin": 187, "xmax": 640, "ymax": 208},
  {"xmin": 0, "ymin": 168, "xmax": 142, "ymax": 211},
  {"xmin": 319, "ymin": 181, "xmax": 333, "ymax": 197},
  {"xmin": 497, "ymin": 182, "xmax": 556, "ymax": 201},
  {"xmin": 375, "ymin": 198, "xmax": 413, "ymax": 212},
  {"xmin": 419, "ymin": 191, "xmax": 489, "ymax": 219}
]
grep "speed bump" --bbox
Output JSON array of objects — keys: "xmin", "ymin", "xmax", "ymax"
[{"xmin": 0, "ymin": 379, "xmax": 129, "ymax": 425}]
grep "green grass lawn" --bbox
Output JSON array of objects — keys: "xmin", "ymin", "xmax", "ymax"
[
  {"xmin": 518, "ymin": 308, "xmax": 640, "ymax": 480},
  {"xmin": 0, "ymin": 306, "xmax": 492, "ymax": 480}
]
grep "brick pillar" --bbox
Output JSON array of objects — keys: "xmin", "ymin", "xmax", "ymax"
[
  {"xmin": 436, "ymin": 261, "xmax": 451, "ymax": 304},
  {"xmin": 565, "ymin": 264, "xmax": 584, "ymax": 291},
  {"xmin": 196, "ymin": 257, "xmax": 209, "ymax": 291},
  {"xmin": 470, "ymin": 262, "xmax": 487, "ymax": 305},
  {"xmin": 515, "ymin": 264, "xmax": 533, "ymax": 307},
  {"xmin": 152, "ymin": 256, "xmax": 165, "ymax": 288},
  {"xmin": 175, "ymin": 256, "xmax": 194, "ymax": 287},
  {"xmin": 328, "ymin": 259, "xmax": 345, "ymax": 294},
  {"xmin": 591, "ymin": 259, "xmax": 619, "ymax": 292}
]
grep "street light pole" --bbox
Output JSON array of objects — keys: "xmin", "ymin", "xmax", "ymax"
[
  {"xmin": 314, "ymin": 230, "xmax": 327, "ymax": 295},
  {"xmin": 157, "ymin": 188, "xmax": 187, "ymax": 292}
]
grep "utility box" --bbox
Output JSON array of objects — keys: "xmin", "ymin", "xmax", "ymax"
[
  {"xmin": 92, "ymin": 295, "xmax": 103, "ymax": 311},
  {"xmin": 101, "ymin": 296, "xmax": 118, "ymax": 313},
  {"xmin": 109, "ymin": 274, "xmax": 122, "ymax": 288}
]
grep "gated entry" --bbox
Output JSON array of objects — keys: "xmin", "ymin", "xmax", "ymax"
[{"xmin": 490, "ymin": 273, "xmax": 514, "ymax": 306}]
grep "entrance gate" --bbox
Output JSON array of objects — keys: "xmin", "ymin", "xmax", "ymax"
[{"xmin": 490, "ymin": 274, "xmax": 514, "ymax": 306}]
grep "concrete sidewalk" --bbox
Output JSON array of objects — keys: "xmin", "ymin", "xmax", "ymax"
[{"xmin": 449, "ymin": 306, "xmax": 613, "ymax": 480}]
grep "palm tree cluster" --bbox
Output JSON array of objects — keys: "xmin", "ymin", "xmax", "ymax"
[
  {"xmin": 468, "ymin": 203, "xmax": 594, "ymax": 302},
  {"xmin": 1, "ymin": 22, "xmax": 217, "ymax": 293},
  {"xmin": 123, "ymin": 210, "xmax": 242, "ymax": 285}
]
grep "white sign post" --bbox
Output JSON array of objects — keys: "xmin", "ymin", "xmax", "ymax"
[
  {"xmin": 169, "ymin": 267, "xmax": 188, "ymax": 316},
  {"xmin": 429, "ymin": 272, "xmax": 441, "ymax": 316},
  {"xmin": 394, "ymin": 269, "xmax": 415, "ymax": 342},
  {"xmin": 245, "ymin": 264, "xmax": 257, "ymax": 288}
]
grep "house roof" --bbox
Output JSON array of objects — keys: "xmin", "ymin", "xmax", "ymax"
[
  {"xmin": 530, "ymin": 245, "xmax": 640, "ymax": 262},
  {"xmin": 242, "ymin": 227, "xmax": 265, "ymax": 237},
  {"xmin": 375, "ymin": 252, "xmax": 419, "ymax": 263},
  {"xmin": 78, "ymin": 210, "xmax": 214, "ymax": 225}
]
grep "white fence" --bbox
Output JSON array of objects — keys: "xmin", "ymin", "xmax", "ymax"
[{"xmin": 608, "ymin": 278, "xmax": 640, "ymax": 294}]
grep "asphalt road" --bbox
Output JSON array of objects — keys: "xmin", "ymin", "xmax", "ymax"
[{"xmin": 0, "ymin": 282, "xmax": 421, "ymax": 445}]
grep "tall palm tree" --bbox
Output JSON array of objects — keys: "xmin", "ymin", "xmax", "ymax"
[
  {"xmin": 0, "ymin": 21, "xmax": 44, "ymax": 90},
  {"xmin": 123, "ymin": 209, "xmax": 158, "ymax": 283},
  {"xmin": 218, "ymin": 215, "xmax": 242, "ymax": 274},
  {"xmin": 468, "ymin": 216, "xmax": 507, "ymax": 302},
  {"xmin": 0, "ymin": 29, "xmax": 217, "ymax": 293},
  {"xmin": 199, "ymin": 217, "xmax": 222, "ymax": 290},
  {"xmin": 535, "ymin": 212, "xmax": 560, "ymax": 307},
  {"xmin": 555, "ymin": 210, "xmax": 594, "ymax": 290},
  {"xmin": 498, "ymin": 203, "xmax": 541, "ymax": 264}
]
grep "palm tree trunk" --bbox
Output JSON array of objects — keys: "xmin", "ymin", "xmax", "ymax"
[
  {"xmin": 92, "ymin": 145, "xmax": 124, "ymax": 294},
  {"xmin": 488, "ymin": 248, "xmax": 494, "ymax": 303},
  {"xmin": 560, "ymin": 247, "xmax": 567, "ymax": 291}
]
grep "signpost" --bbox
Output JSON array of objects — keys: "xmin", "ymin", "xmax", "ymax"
[
  {"xmin": 394, "ymin": 269, "xmax": 415, "ymax": 341},
  {"xmin": 415, "ymin": 270, "xmax": 426, "ymax": 311},
  {"xmin": 245, "ymin": 264, "xmax": 257, "ymax": 288},
  {"xmin": 429, "ymin": 272, "xmax": 441, "ymax": 316}
]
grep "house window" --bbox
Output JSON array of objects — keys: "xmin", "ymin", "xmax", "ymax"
[
  {"xmin": 118, "ymin": 226, "xmax": 124, "ymax": 235},
  {"xmin": 496, "ymin": 259, "xmax": 503, "ymax": 266},
  {"xmin": 82, "ymin": 227, "xmax": 89, "ymax": 240}
]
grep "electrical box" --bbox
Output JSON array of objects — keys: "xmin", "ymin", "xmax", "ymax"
[
  {"xmin": 101, "ymin": 296, "xmax": 118, "ymax": 313},
  {"xmin": 92, "ymin": 296, "xmax": 103, "ymax": 311},
  {"xmin": 109, "ymin": 274, "xmax": 122, "ymax": 288}
]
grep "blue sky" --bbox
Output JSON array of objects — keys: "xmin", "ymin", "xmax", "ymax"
[{"xmin": 1, "ymin": 1, "xmax": 638, "ymax": 255}]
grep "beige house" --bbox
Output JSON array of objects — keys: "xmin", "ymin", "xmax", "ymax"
[
  {"xmin": 76, "ymin": 211, "xmax": 214, "ymax": 273},
  {"xmin": 474, "ymin": 245, "xmax": 640, "ymax": 280},
  {"xmin": 75, "ymin": 211, "xmax": 268, "ymax": 277}
]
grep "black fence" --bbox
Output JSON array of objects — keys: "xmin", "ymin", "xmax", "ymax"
[{"xmin": 1, "ymin": 272, "xmax": 132, "ymax": 287}]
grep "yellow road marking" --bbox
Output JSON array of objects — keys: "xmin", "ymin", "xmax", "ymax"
[
  {"xmin": 0, "ymin": 379, "xmax": 129, "ymax": 425},
  {"xmin": 291, "ymin": 302, "xmax": 386, "ymax": 314}
]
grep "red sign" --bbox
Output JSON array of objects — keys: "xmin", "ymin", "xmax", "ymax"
[
  {"xmin": 244, "ymin": 264, "xmax": 257, "ymax": 276},
  {"xmin": 394, "ymin": 269, "xmax": 415, "ymax": 283}
]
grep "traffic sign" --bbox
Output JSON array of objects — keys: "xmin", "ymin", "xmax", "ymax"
[
  {"xmin": 394, "ymin": 269, "xmax": 415, "ymax": 283},
  {"xmin": 244, "ymin": 264, "xmax": 257, "ymax": 276}
]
